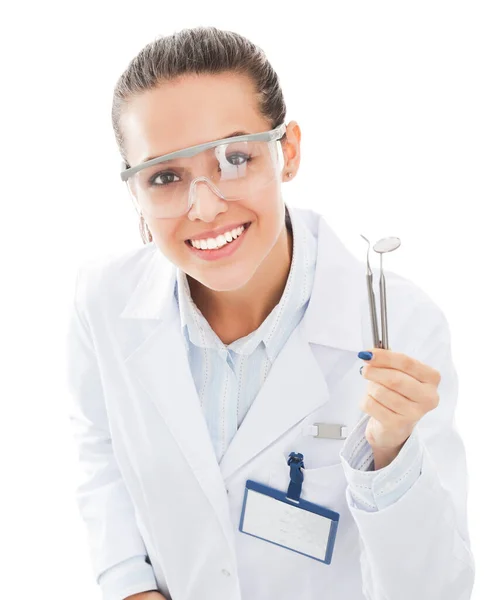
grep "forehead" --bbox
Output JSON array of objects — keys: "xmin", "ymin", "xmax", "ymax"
[{"xmin": 121, "ymin": 72, "xmax": 267, "ymax": 164}]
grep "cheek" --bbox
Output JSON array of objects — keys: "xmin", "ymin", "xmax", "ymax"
[
  {"xmin": 250, "ymin": 191, "xmax": 284, "ymax": 234},
  {"xmin": 247, "ymin": 202, "xmax": 284, "ymax": 257},
  {"xmin": 147, "ymin": 219, "xmax": 182, "ymax": 260}
]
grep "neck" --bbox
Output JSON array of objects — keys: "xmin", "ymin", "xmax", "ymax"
[{"xmin": 187, "ymin": 223, "xmax": 293, "ymax": 344}]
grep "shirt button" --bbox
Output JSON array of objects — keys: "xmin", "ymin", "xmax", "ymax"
[{"xmin": 221, "ymin": 569, "xmax": 231, "ymax": 577}]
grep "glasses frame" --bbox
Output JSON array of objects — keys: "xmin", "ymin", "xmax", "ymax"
[{"xmin": 120, "ymin": 122, "xmax": 287, "ymax": 182}]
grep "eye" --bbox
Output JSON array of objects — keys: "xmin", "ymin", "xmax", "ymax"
[
  {"xmin": 225, "ymin": 153, "xmax": 253, "ymax": 166},
  {"xmin": 149, "ymin": 171, "xmax": 180, "ymax": 186}
]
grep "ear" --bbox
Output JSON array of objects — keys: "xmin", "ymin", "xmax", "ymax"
[{"xmin": 281, "ymin": 120, "xmax": 301, "ymax": 175}]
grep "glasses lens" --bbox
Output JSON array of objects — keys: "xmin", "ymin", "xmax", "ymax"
[{"xmin": 126, "ymin": 138, "xmax": 282, "ymax": 218}]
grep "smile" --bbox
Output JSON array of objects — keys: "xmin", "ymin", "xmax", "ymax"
[
  {"xmin": 185, "ymin": 222, "xmax": 252, "ymax": 261},
  {"xmin": 188, "ymin": 223, "xmax": 249, "ymax": 250}
]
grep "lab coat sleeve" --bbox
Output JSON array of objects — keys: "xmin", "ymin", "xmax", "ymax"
[
  {"xmin": 65, "ymin": 266, "xmax": 159, "ymax": 600},
  {"xmin": 340, "ymin": 415, "xmax": 423, "ymax": 511},
  {"xmin": 98, "ymin": 556, "xmax": 158, "ymax": 600},
  {"xmin": 340, "ymin": 300, "xmax": 475, "ymax": 600}
]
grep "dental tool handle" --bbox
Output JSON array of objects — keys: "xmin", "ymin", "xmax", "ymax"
[
  {"xmin": 380, "ymin": 271, "xmax": 388, "ymax": 349},
  {"xmin": 366, "ymin": 273, "xmax": 380, "ymax": 348}
]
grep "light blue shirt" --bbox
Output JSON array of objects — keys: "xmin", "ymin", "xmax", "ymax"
[
  {"xmin": 98, "ymin": 206, "xmax": 424, "ymax": 598},
  {"xmin": 174, "ymin": 207, "xmax": 316, "ymax": 464}
]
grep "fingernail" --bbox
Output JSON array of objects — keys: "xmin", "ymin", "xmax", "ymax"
[
  {"xmin": 359, "ymin": 365, "xmax": 364, "ymax": 375},
  {"xmin": 358, "ymin": 351, "xmax": 373, "ymax": 361}
]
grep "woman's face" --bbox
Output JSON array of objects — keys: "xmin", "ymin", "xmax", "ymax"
[{"xmin": 121, "ymin": 72, "xmax": 300, "ymax": 292}]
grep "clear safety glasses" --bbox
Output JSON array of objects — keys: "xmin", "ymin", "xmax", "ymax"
[{"xmin": 120, "ymin": 123, "xmax": 287, "ymax": 219}]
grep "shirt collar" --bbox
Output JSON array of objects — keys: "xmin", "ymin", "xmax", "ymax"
[
  {"xmin": 256, "ymin": 206, "xmax": 317, "ymax": 362},
  {"xmin": 175, "ymin": 262, "xmax": 224, "ymax": 352},
  {"xmin": 175, "ymin": 204, "xmax": 317, "ymax": 359}
]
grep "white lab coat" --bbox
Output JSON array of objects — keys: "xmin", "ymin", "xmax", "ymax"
[{"xmin": 65, "ymin": 205, "xmax": 475, "ymax": 600}]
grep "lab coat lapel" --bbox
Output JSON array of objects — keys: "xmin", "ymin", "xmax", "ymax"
[
  {"xmin": 119, "ymin": 249, "xmax": 235, "ymax": 551},
  {"xmin": 218, "ymin": 319, "xmax": 330, "ymax": 479},
  {"xmin": 219, "ymin": 209, "xmax": 369, "ymax": 480}
]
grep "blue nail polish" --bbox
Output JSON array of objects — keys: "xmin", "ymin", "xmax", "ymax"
[
  {"xmin": 359, "ymin": 365, "xmax": 363, "ymax": 375},
  {"xmin": 358, "ymin": 351, "xmax": 373, "ymax": 361}
]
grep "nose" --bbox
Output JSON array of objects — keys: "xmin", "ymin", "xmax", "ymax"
[{"xmin": 187, "ymin": 177, "xmax": 228, "ymax": 221}]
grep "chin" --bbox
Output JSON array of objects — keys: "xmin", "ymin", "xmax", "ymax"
[{"xmin": 195, "ymin": 265, "xmax": 255, "ymax": 293}]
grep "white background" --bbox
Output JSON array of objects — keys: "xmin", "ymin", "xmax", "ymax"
[{"xmin": 1, "ymin": 1, "xmax": 500, "ymax": 598}]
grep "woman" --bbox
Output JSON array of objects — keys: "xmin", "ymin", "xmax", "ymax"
[{"xmin": 65, "ymin": 26, "xmax": 475, "ymax": 600}]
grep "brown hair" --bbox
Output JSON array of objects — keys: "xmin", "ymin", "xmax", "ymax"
[{"xmin": 111, "ymin": 26, "xmax": 288, "ymax": 244}]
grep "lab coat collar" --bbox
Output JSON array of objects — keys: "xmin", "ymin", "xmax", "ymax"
[{"xmin": 120, "ymin": 204, "xmax": 366, "ymax": 353}]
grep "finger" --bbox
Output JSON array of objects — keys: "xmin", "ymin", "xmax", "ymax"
[
  {"xmin": 366, "ymin": 381, "xmax": 423, "ymax": 419},
  {"xmin": 361, "ymin": 348, "xmax": 441, "ymax": 386},
  {"xmin": 361, "ymin": 364, "xmax": 436, "ymax": 404},
  {"xmin": 360, "ymin": 393, "xmax": 397, "ymax": 428}
]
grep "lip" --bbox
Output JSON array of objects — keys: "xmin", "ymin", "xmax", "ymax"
[
  {"xmin": 185, "ymin": 221, "xmax": 250, "ymax": 242},
  {"xmin": 185, "ymin": 222, "xmax": 251, "ymax": 261}
]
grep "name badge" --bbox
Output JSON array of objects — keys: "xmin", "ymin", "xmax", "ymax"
[
  {"xmin": 238, "ymin": 452, "xmax": 340, "ymax": 564},
  {"xmin": 302, "ymin": 423, "xmax": 348, "ymax": 439}
]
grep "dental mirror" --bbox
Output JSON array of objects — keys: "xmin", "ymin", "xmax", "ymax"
[{"xmin": 373, "ymin": 237, "xmax": 401, "ymax": 254}]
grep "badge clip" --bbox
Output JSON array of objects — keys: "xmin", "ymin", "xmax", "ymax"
[{"xmin": 286, "ymin": 452, "xmax": 304, "ymax": 503}]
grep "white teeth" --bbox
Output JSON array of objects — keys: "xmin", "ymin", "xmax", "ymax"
[{"xmin": 190, "ymin": 225, "xmax": 246, "ymax": 250}]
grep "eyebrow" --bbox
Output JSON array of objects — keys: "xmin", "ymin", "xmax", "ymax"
[{"xmin": 140, "ymin": 130, "xmax": 250, "ymax": 163}]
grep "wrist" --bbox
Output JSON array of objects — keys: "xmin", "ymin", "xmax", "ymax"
[{"xmin": 371, "ymin": 443, "xmax": 405, "ymax": 470}]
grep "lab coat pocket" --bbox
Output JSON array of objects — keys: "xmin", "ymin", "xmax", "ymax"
[
  {"xmin": 269, "ymin": 453, "xmax": 346, "ymax": 511},
  {"xmin": 299, "ymin": 462, "xmax": 346, "ymax": 509}
]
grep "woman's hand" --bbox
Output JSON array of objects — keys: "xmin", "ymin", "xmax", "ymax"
[{"xmin": 359, "ymin": 347, "xmax": 442, "ymax": 467}]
